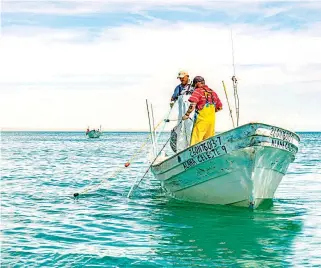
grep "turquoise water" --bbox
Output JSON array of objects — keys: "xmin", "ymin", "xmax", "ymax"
[{"xmin": 1, "ymin": 131, "xmax": 321, "ymax": 267}]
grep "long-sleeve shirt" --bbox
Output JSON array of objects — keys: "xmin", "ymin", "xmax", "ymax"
[
  {"xmin": 188, "ymin": 85, "xmax": 223, "ymax": 112},
  {"xmin": 171, "ymin": 83, "xmax": 194, "ymax": 101}
]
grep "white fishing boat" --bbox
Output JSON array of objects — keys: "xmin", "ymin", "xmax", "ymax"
[
  {"xmin": 151, "ymin": 122, "xmax": 299, "ymax": 209},
  {"xmin": 127, "ymin": 34, "xmax": 300, "ymax": 209},
  {"xmin": 127, "ymin": 97, "xmax": 300, "ymax": 209},
  {"xmin": 128, "ymin": 82, "xmax": 300, "ymax": 209},
  {"xmin": 86, "ymin": 126, "xmax": 102, "ymax": 138}
]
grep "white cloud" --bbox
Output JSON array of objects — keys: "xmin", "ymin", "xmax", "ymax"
[{"xmin": 0, "ymin": 21, "xmax": 320, "ymax": 131}]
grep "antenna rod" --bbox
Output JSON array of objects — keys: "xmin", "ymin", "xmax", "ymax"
[
  {"xmin": 231, "ymin": 29, "xmax": 236, "ymax": 77},
  {"xmin": 230, "ymin": 29, "xmax": 240, "ymax": 126}
]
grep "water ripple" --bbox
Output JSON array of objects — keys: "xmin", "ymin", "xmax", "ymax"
[{"xmin": 1, "ymin": 131, "xmax": 321, "ymax": 267}]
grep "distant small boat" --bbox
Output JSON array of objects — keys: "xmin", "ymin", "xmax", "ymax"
[{"xmin": 86, "ymin": 126, "xmax": 102, "ymax": 138}]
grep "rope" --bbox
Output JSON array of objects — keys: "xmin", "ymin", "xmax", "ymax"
[
  {"xmin": 73, "ymin": 108, "xmax": 172, "ymax": 198},
  {"xmin": 155, "ymin": 106, "xmax": 174, "ymax": 143},
  {"xmin": 127, "ymin": 120, "xmax": 183, "ymax": 198},
  {"xmin": 164, "ymin": 118, "xmax": 179, "ymax": 122}
]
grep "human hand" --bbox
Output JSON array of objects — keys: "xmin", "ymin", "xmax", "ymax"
[
  {"xmin": 182, "ymin": 115, "xmax": 189, "ymax": 120},
  {"xmin": 170, "ymin": 101, "xmax": 175, "ymax": 108}
]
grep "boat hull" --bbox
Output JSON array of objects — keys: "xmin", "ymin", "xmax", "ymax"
[
  {"xmin": 86, "ymin": 130, "xmax": 102, "ymax": 138},
  {"xmin": 151, "ymin": 123, "xmax": 299, "ymax": 209}
]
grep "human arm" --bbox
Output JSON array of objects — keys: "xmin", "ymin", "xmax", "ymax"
[
  {"xmin": 171, "ymin": 85, "xmax": 181, "ymax": 102},
  {"xmin": 213, "ymin": 92, "xmax": 223, "ymax": 112},
  {"xmin": 182, "ymin": 103, "xmax": 196, "ymax": 120},
  {"xmin": 182, "ymin": 89, "xmax": 201, "ymax": 120},
  {"xmin": 170, "ymin": 85, "xmax": 181, "ymax": 107}
]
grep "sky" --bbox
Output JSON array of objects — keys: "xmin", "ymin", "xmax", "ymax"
[{"xmin": 0, "ymin": 0, "xmax": 320, "ymax": 132}]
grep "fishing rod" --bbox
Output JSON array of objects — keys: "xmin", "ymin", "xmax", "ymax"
[
  {"xmin": 222, "ymin": 80, "xmax": 235, "ymax": 128},
  {"xmin": 231, "ymin": 29, "xmax": 240, "ymax": 127},
  {"xmin": 151, "ymin": 103, "xmax": 158, "ymax": 155},
  {"xmin": 146, "ymin": 99, "xmax": 157, "ymax": 157}
]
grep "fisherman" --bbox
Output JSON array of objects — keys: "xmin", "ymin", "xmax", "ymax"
[
  {"xmin": 169, "ymin": 70, "xmax": 195, "ymax": 152},
  {"xmin": 182, "ymin": 76, "xmax": 223, "ymax": 146},
  {"xmin": 170, "ymin": 70, "xmax": 194, "ymax": 108}
]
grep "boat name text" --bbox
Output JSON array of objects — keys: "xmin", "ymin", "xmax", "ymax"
[
  {"xmin": 188, "ymin": 136, "xmax": 222, "ymax": 158},
  {"xmin": 270, "ymin": 127, "xmax": 295, "ymax": 143},
  {"xmin": 183, "ymin": 145, "xmax": 228, "ymax": 170},
  {"xmin": 271, "ymin": 139, "xmax": 297, "ymax": 154}
]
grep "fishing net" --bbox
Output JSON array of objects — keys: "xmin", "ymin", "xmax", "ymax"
[
  {"xmin": 170, "ymin": 126, "xmax": 179, "ymax": 153},
  {"xmin": 170, "ymin": 120, "xmax": 193, "ymax": 153}
]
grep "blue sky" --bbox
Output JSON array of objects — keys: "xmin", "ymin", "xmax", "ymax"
[
  {"xmin": 0, "ymin": 0, "xmax": 320, "ymax": 131},
  {"xmin": 2, "ymin": 1, "xmax": 320, "ymax": 30}
]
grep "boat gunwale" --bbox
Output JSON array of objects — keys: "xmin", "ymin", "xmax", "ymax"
[
  {"xmin": 152, "ymin": 122, "xmax": 299, "ymax": 169},
  {"xmin": 153, "ymin": 140, "xmax": 295, "ymax": 177}
]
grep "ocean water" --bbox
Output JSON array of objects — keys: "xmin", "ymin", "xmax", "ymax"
[{"xmin": 1, "ymin": 131, "xmax": 321, "ymax": 267}]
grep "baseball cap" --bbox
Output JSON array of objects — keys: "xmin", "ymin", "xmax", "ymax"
[{"xmin": 177, "ymin": 70, "xmax": 189, "ymax": 78}]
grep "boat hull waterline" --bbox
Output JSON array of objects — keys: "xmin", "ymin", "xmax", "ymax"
[{"xmin": 151, "ymin": 123, "xmax": 300, "ymax": 209}]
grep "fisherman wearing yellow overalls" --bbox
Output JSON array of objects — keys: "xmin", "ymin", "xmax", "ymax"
[{"xmin": 182, "ymin": 76, "xmax": 223, "ymax": 146}]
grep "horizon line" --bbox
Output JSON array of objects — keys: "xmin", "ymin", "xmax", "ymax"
[{"xmin": 1, "ymin": 129, "xmax": 320, "ymax": 133}]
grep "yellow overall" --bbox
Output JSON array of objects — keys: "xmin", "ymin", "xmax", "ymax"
[{"xmin": 190, "ymin": 91, "xmax": 216, "ymax": 146}]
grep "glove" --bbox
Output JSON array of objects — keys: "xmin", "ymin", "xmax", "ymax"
[{"xmin": 170, "ymin": 101, "xmax": 175, "ymax": 108}]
